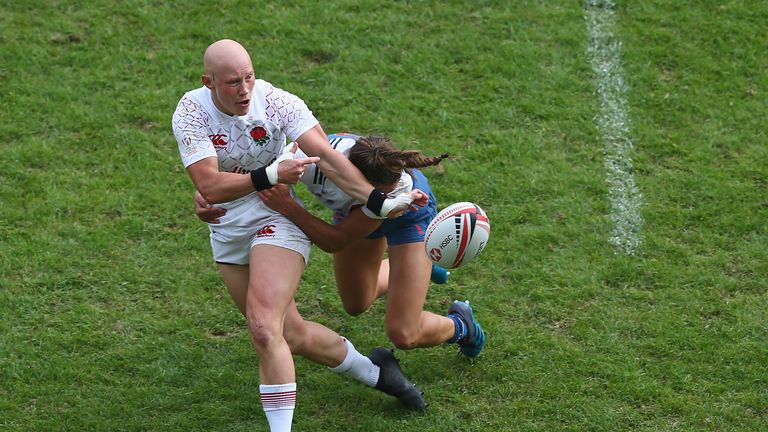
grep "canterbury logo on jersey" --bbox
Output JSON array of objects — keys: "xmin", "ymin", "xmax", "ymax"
[
  {"xmin": 256, "ymin": 224, "xmax": 276, "ymax": 237},
  {"xmin": 209, "ymin": 134, "xmax": 227, "ymax": 147}
]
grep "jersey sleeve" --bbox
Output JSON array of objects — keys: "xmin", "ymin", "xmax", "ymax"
[
  {"xmin": 260, "ymin": 81, "xmax": 319, "ymax": 141},
  {"xmin": 172, "ymin": 95, "xmax": 217, "ymax": 168}
]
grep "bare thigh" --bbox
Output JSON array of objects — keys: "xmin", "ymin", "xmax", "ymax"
[
  {"xmin": 382, "ymin": 241, "xmax": 454, "ymax": 349},
  {"xmin": 246, "ymin": 244, "xmax": 304, "ymax": 328},
  {"xmin": 384, "ymin": 241, "xmax": 432, "ymax": 334},
  {"xmin": 333, "ymin": 237, "xmax": 387, "ymax": 315},
  {"xmin": 217, "ymin": 246, "xmax": 304, "ymax": 340},
  {"xmin": 218, "ymin": 263, "xmax": 249, "ymax": 316},
  {"xmin": 219, "ymin": 252, "xmax": 345, "ymax": 366}
]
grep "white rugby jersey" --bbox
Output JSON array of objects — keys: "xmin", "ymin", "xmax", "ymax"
[
  {"xmin": 297, "ymin": 133, "xmax": 413, "ymax": 219},
  {"xmin": 172, "ymin": 79, "xmax": 319, "ymax": 207}
]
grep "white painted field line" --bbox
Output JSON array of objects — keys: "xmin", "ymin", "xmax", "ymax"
[{"xmin": 585, "ymin": 0, "xmax": 644, "ymax": 255}]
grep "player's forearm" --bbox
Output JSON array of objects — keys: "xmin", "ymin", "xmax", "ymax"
[
  {"xmin": 297, "ymin": 126, "xmax": 410, "ymax": 218},
  {"xmin": 315, "ymin": 151, "xmax": 374, "ymax": 204},
  {"xmin": 280, "ymin": 205, "xmax": 350, "ymax": 253},
  {"xmin": 297, "ymin": 126, "xmax": 374, "ymax": 204},
  {"xmin": 195, "ymin": 172, "xmax": 256, "ymax": 204},
  {"xmin": 188, "ymin": 157, "xmax": 277, "ymax": 204},
  {"xmin": 317, "ymin": 152, "xmax": 415, "ymax": 218}
]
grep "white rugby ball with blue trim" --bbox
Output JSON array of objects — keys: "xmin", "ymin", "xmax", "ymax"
[{"xmin": 424, "ymin": 202, "xmax": 490, "ymax": 269}]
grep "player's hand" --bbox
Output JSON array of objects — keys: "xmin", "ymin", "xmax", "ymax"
[
  {"xmin": 194, "ymin": 190, "xmax": 226, "ymax": 224},
  {"xmin": 258, "ymin": 184, "xmax": 298, "ymax": 214},
  {"xmin": 380, "ymin": 190, "xmax": 416, "ymax": 218},
  {"xmin": 409, "ymin": 189, "xmax": 429, "ymax": 209},
  {"xmin": 274, "ymin": 143, "xmax": 320, "ymax": 185},
  {"xmin": 385, "ymin": 189, "xmax": 428, "ymax": 218}
]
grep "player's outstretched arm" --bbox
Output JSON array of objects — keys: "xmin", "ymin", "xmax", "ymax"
[
  {"xmin": 258, "ymin": 185, "xmax": 381, "ymax": 253},
  {"xmin": 296, "ymin": 125, "xmax": 417, "ymax": 218},
  {"xmin": 296, "ymin": 126, "xmax": 372, "ymax": 200}
]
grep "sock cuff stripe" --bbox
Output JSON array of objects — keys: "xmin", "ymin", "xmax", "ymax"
[
  {"xmin": 261, "ymin": 390, "xmax": 297, "ymax": 398},
  {"xmin": 261, "ymin": 390, "xmax": 297, "ymax": 410}
]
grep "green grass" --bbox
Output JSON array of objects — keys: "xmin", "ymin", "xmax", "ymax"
[{"xmin": 2, "ymin": 0, "xmax": 767, "ymax": 431}]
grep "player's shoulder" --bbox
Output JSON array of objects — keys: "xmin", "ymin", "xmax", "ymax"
[
  {"xmin": 255, "ymin": 79, "xmax": 309, "ymax": 104},
  {"xmin": 175, "ymin": 87, "xmax": 211, "ymax": 112},
  {"xmin": 328, "ymin": 132, "xmax": 361, "ymax": 141},
  {"xmin": 180, "ymin": 86, "xmax": 208, "ymax": 101},
  {"xmin": 253, "ymin": 79, "xmax": 279, "ymax": 96},
  {"xmin": 253, "ymin": 79, "xmax": 292, "ymax": 105},
  {"xmin": 328, "ymin": 133, "xmax": 361, "ymax": 153}
]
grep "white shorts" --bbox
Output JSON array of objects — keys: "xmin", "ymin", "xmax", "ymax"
[{"xmin": 208, "ymin": 191, "xmax": 312, "ymax": 266}]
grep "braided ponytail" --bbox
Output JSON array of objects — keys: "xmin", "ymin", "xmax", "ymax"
[
  {"xmin": 348, "ymin": 136, "xmax": 448, "ymax": 186},
  {"xmin": 401, "ymin": 151, "xmax": 449, "ymax": 169}
]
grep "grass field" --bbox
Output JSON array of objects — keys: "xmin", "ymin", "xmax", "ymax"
[{"xmin": 2, "ymin": 1, "xmax": 767, "ymax": 431}]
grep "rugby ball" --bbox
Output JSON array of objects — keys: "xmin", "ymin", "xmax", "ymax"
[{"xmin": 424, "ymin": 202, "xmax": 490, "ymax": 269}]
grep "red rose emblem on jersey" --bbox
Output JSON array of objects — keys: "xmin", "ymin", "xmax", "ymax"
[{"xmin": 251, "ymin": 126, "xmax": 268, "ymax": 141}]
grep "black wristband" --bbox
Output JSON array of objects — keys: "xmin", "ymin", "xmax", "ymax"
[
  {"xmin": 365, "ymin": 189, "xmax": 386, "ymax": 216},
  {"xmin": 250, "ymin": 167, "xmax": 273, "ymax": 191}
]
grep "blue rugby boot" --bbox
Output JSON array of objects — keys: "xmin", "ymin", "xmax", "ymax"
[
  {"xmin": 447, "ymin": 300, "xmax": 486, "ymax": 358},
  {"xmin": 430, "ymin": 264, "xmax": 450, "ymax": 284}
]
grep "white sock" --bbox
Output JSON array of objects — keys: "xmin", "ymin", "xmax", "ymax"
[
  {"xmin": 260, "ymin": 383, "xmax": 296, "ymax": 432},
  {"xmin": 329, "ymin": 337, "xmax": 380, "ymax": 387}
]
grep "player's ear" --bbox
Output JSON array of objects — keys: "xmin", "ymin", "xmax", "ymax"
[{"xmin": 202, "ymin": 74, "xmax": 213, "ymax": 89}]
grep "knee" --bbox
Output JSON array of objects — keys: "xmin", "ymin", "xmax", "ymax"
[
  {"xmin": 342, "ymin": 301, "xmax": 370, "ymax": 317},
  {"xmin": 340, "ymin": 295, "xmax": 374, "ymax": 317},
  {"xmin": 245, "ymin": 310, "xmax": 281, "ymax": 351},
  {"xmin": 386, "ymin": 326, "xmax": 419, "ymax": 350}
]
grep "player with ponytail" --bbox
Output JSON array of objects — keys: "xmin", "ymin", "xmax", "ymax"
[{"xmin": 196, "ymin": 133, "xmax": 485, "ymax": 361}]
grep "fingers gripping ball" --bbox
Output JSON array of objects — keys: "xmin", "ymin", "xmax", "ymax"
[{"xmin": 424, "ymin": 202, "xmax": 490, "ymax": 269}]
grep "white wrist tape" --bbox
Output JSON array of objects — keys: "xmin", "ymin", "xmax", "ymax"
[
  {"xmin": 265, "ymin": 152, "xmax": 295, "ymax": 185},
  {"xmin": 379, "ymin": 192, "xmax": 415, "ymax": 217}
]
